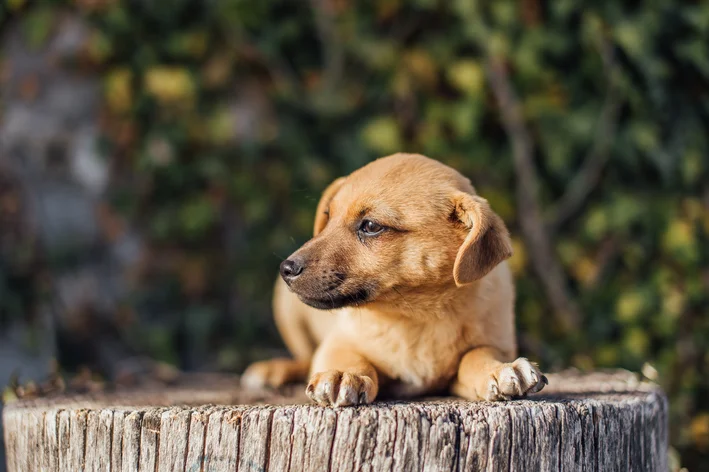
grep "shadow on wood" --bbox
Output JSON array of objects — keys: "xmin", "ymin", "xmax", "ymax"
[{"xmin": 2, "ymin": 369, "xmax": 668, "ymax": 471}]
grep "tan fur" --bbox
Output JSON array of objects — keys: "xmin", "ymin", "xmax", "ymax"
[{"xmin": 242, "ymin": 153, "xmax": 547, "ymax": 405}]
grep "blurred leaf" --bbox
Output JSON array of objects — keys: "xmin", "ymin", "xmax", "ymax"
[
  {"xmin": 403, "ymin": 49, "xmax": 438, "ymax": 89},
  {"xmin": 7, "ymin": 0, "xmax": 26, "ymax": 11},
  {"xmin": 616, "ymin": 290, "xmax": 647, "ymax": 324},
  {"xmin": 691, "ymin": 413, "xmax": 709, "ymax": 451},
  {"xmin": 608, "ymin": 195, "xmax": 643, "ymax": 231},
  {"xmin": 661, "ymin": 287, "xmax": 686, "ymax": 319},
  {"xmin": 662, "ymin": 218, "xmax": 698, "ymax": 263},
  {"xmin": 180, "ymin": 197, "xmax": 217, "ymax": 239},
  {"xmin": 490, "ymin": 0, "xmax": 516, "ymax": 28},
  {"xmin": 105, "ymin": 68, "xmax": 133, "ymax": 114},
  {"xmin": 22, "ymin": 7, "xmax": 54, "ymax": 49},
  {"xmin": 202, "ymin": 54, "xmax": 233, "ymax": 88},
  {"xmin": 145, "ymin": 137, "xmax": 174, "ymax": 166},
  {"xmin": 144, "ymin": 67, "xmax": 195, "ymax": 104},
  {"xmin": 168, "ymin": 31, "xmax": 209, "ymax": 58},
  {"xmin": 354, "ymin": 38, "xmax": 398, "ymax": 70},
  {"xmin": 682, "ymin": 150, "xmax": 703, "ymax": 186},
  {"xmin": 571, "ymin": 257, "xmax": 598, "ymax": 287},
  {"xmin": 361, "ymin": 116, "xmax": 402, "ymax": 154},
  {"xmin": 508, "ymin": 237, "xmax": 527, "ymax": 276},
  {"xmin": 2, "ymin": 386, "xmax": 18, "ymax": 404},
  {"xmin": 583, "ymin": 206, "xmax": 609, "ymax": 240},
  {"xmin": 206, "ymin": 108, "xmax": 233, "ymax": 144},
  {"xmin": 615, "ymin": 21, "xmax": 645, "ymax": 59},
  {"xmin": 85, "ymin": 29, "xmax": 113, "ymax": 63},
  {"xmin": 595, "ymin": 345, "xmax": 619, "ymax": 366},
  {"xmin": 675, "ymin": 38, "xmax": 709, "ymax": 78},
  {"xmin": 623, "ymin": 327, "xmax": 649, "ymax": 358},
  {"xmin": 447, "ymin": 60, "xmax": 485, "ymax": 97}
]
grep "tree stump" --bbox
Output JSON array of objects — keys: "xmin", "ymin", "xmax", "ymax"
[{"xmin": 2, "ymin": 369, "xmax": 667, "ymax": 472}]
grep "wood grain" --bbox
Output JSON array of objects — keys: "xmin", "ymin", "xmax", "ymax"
[{"xmin": 2, "ymin": 370, "xmax": 668, "ymax": 472}]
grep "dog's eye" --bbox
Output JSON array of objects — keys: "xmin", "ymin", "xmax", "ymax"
[{"xmin": 360, "ymin": 220, "xmax": 384, "ymax": 236}]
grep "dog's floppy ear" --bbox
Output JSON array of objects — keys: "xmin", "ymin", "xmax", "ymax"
[
  {"xmin": 451, "ymin": 191, "xmax": 513, "ymax": 286},
  {"xmin": 313, "ymin": 177, "xmax": 346, "ymax": 236}
]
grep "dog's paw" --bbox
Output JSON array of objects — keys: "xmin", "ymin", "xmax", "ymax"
[
  {"xmin": 241, "ymin": 359, "xmax": 298, "ymax": 389},
  {"xmin": 484, "ymin": 358, "xmax": 548, "ymax": 401},
  {"xmin": 306, "ymin": 370, "xmax": 376, "ymax": 407}
]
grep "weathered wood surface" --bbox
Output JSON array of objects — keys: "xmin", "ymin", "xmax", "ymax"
[{"xmin": 3, "ymin": 370, "xmax": 667, "ymax": 472}]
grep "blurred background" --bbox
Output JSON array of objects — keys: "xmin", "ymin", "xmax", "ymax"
[{"xmin": 0, "ymin": 0, "xmax": 707, "ymax": 469}]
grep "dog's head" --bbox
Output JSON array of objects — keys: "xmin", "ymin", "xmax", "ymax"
[{"xmin": 280, "ymin": 153, "xmax": 513, "ymax": 311}]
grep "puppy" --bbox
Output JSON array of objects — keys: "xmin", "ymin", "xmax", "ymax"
[{"xmin": 242, "ymin": 153, "xmax": 547, "ymax": 406}]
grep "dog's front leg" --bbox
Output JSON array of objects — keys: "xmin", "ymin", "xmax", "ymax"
[
  {"xmin": 451, "ymin": 346, "xmax": 547, "ymax": 401},
  {"xmin": 241, "ymin": 358, "xmax": 310, "ymax": 389},
  {"xmin": 306, "ymin": 336, "xmax": 378, "ymax": 407}
]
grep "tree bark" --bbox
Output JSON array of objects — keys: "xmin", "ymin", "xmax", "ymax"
[{"xmin": 2, "ymin": 370, "xmax": 668, "ymax": 472}]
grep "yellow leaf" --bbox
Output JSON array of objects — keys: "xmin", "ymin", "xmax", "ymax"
[
  {"xmin": 623, "ymin": 327, "xmax": 649, "ymax": 357},
  {"xmin": 144, "ymin": 67, "xmax": 195, "ymax": 104},
  {"xmin": 662, "ymin": 287, "xmax": 686, "ymax": 318},
  {"xmin": 447, "ymin": 60, "xmax": 484, "ymax": 97},
  {"xmin": 362, "ymin": 117, "xmax": 402, "ymax": 154},
  {"xmin": 690, "ymin": 413, "xmax": 709, "ymax": 451},
  {"xmin": 595, "ymin": 345, "xmax": 618, "ymax": 366},
  {"xmin": 207, "ymin": 108, "xmax": 233, "ymax": 144},
  {"xmin": 584, "ymin": 207, "xmax": 608, "ymax": 239},
  {"xmin": 615, "ymin": 22, "xmax": 644, "ymax": 58},
  {"xmin": 403, "ymin": 49, "xmax": 437, "ymax": 88},
  {"xmin": 616, "ymin": 291, "xmax": 645, "ymax": 323},
  {"xmin": 2, "ymin": 387, "xmax": 18, "ymax": 404},
  {"xmin": 662, "ymin": 218, "xmax": 696, "ymax": 255},
  {"xmin": 508, "ymin": 238, "xmax": 527, "ymax": 276},
  {"xmin": 105, "ymin": 68, "xmax": 132, "ymax": 114},
  {"xmin": 571, "ymin": 256, "xmax": 598, "ymax": 287}
]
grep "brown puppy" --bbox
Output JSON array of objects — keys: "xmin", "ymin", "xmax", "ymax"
[{"xmin": 242, "ymin": 153, "xmax": 547, "ymax": 406}]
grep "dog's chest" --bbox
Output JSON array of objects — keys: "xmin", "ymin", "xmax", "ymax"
[{"xmin": 338, "ymin": 312, "xmax": 467, "ymax": 396}]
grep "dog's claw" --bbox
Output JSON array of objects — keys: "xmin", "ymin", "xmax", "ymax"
[
  {"xmin": 484, "ymin": 357, "xmax": 547, "ymax": 401},
  {"xmin": 306, "ymin": 370, "xmax": 375, "ymax": 407}
]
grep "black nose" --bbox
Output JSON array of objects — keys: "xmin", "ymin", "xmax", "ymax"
[{"xmin": 280, "ymin": 258, "xmax": 304, "ymax": 283}]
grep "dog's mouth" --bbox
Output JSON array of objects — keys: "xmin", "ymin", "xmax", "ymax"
[{"xmin": 297, "ymin": 288, "xmax": 371, "ymax": 310}]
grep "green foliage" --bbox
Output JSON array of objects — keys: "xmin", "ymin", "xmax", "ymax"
[{"xmin": 6, "ymin": 0, "xmax": 709, "ymax": 467}]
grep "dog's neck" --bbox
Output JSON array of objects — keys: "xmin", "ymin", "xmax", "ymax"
[{"xmin": 362, "ymin": 279, "xmax": 484, "ymax": 320}]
